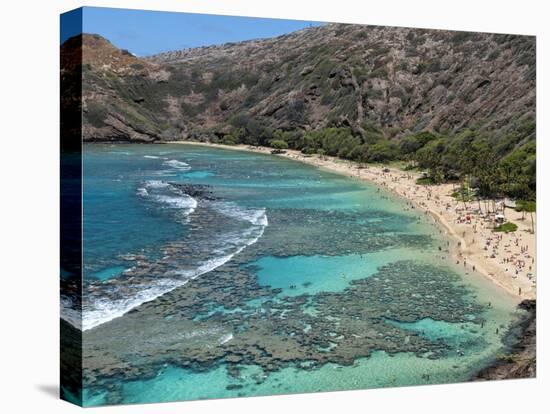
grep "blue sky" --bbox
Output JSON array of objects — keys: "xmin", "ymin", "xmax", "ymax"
[{"xmin": 61, "ymin": 7, "xmax": 324, "ymax": 56}]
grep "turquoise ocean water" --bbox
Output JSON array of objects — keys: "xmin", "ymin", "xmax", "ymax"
[{"xmin": 66, "ymin": 143, "xmax": 520, "ymax": 406}]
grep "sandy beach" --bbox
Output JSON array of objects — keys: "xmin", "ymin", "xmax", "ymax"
[{"xmin": 173, "ymin": 141, "xmax": 536, "ymax": 301}]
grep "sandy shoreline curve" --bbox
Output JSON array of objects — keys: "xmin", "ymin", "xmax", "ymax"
[{"xmin": 171, "ymin": 140, "xmax": 536, "ymax": 301}]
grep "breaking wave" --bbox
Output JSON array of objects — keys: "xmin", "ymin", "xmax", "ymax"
[
  {"xmin": 209, "ymin": 201, "xmax": 269, "ymax": 227},
  {"xmin": 61, "ymin": 181, "xmax": 268, "ymax": 331},
  {"xmin": 163, "ymin": 159, "xmax": 191, "ymax": 170},
  {"xmin": 137, "ymin": 180, "xmax": 197, "ymax": 217}
]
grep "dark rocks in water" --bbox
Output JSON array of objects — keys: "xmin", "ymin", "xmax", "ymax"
[
  {"xmin": 226, "ymin": 363, "xmax": 242, "ymax": 378},
  {"xmin": 81, "ymin": 257, "xmax": 490, "ymax": 396},
  {"xmin": 72, "ymin": 177, "xmax": 501, "ymax": 401},
  {"xmin": 254, "ymin": 208, "xmax": 434, "ymax": 258},
  {"xmin": 473, "ymin": 299, "xmax": 536, "ymax": 381},
  {"xmin": 518, "ymin": 299, "xmax": 536, "ymax": 313},
  {"xmin": 169, "ymin": 183, "xmax": 218, "ymax": 201}
]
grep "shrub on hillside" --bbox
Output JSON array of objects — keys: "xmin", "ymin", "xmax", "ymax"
[
  {"xmin": 222, "ymin": 135, "xmax": 237, "ymax": 145},
  {"xmin": 367, "ymin": 140, "xmax": 399, "ymax": 162},
  {"xmin": 270, "ymin": 139, "xmax": 289, "ymax": 150}
]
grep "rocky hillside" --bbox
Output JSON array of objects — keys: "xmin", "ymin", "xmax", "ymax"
[{"xmin": 62, "ymin": 24, "xmax": 535, "ymax": 148}]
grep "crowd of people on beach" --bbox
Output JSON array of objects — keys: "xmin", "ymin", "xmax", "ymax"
[{"xmin": 348, "ymin": 160, "xmax": 536, "ymax": 298}]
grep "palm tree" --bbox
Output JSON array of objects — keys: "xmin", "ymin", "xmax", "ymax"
[
  {"xmin": 522, "ymin": 201, "xmax": 536, "ymax": 234},
  {"xmin": 516, "ymin": 200, "xmax": 535, "ymax": 233}
]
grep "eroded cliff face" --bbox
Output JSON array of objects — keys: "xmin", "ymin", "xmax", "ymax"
[{"xmin": 61, "ymin": 24, "xmax": 535, "ymax": 146}]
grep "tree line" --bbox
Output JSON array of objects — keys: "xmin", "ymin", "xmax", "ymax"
[{"xmin": 212, "ymin": 115, "xmax": 535, "ymax": 204}]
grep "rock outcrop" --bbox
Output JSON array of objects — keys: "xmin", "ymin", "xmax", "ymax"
[{"xmin": 473, "ymin": 300, "xmax": 536, "ymax": 380}]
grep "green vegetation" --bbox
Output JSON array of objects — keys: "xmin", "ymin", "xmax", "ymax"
[
  {"xmin": 364, "ymin": 140, "xmax": 399, "ymax": 162},
  {"xmin": 211, "ymin": 113, "xmax": 536, "ymax": 205},
  {"xmin": 269, "ymin": 139, "xmax": 288, "ymax": 150},
  {"xmin": 85, "ymin": 102, "xmax": 109, "ymax": 128},
  {"xmin": 215, "ymin": 121, "xmax": 535, "ymax": 204},
  {"xmin": 494, "ymin": 222, "xmax": 518, "ymax": 233},
  {"xmin": 409, "ymin": 128, "xmax": 535, "ymax": 202},
  {"xmin": 221, "ymin": 135, "xmax": 237, "ymax": 145},
  {"xmin": 451, "ymin": 185, "xmax": 475, "ymax": 202},
  {"xmin": 515, "ymin": 200, "xmax": 536, "ymax": 233}
]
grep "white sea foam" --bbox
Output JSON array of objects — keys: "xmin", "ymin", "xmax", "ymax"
[
  {"xmin": 144, "ymin": 180, "xmax": 169, "ymax": 189},
  {"xmin": 77, "ymin": 241, "xmax": 261, "ymax": 330},
  {"xmin": 210, "ymin": 201, "xmax": 269, "ymax": 227},
  {"xmin": 143, "ymin": 155, "xmax": 161, "ymax": 159},
  {"xmin": 70, "ymin": 223, "xmax": 266, "ymax": 331},
  {"xmin": 219, "ymin": 333, "xmax": 234, "ymax": 345},
  {"xmin": 137, "ymin": 180, "xmax": 197, "ymax": 216},
  {"xmin": 153, "ymin": 194, "xmax": 198, "ymax": 211},
  {"xmin": 163, "ymin": 159, "xmax": 191, "ymax": 170},
  {"xmin": 151, "ymin": 170, "xmax": 178, "ymax": 177},
  {"xmin": 61, "ymin": 184, "xmax": 269, "ymax": 332},
  {"xmin": 80, "ymin": 279, "xmax": 183, "ymax": 331}
]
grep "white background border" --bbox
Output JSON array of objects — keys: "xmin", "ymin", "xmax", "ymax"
[{"xmin": 1, "ymin": 0, "xmax": 547, "ymax": 412}]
